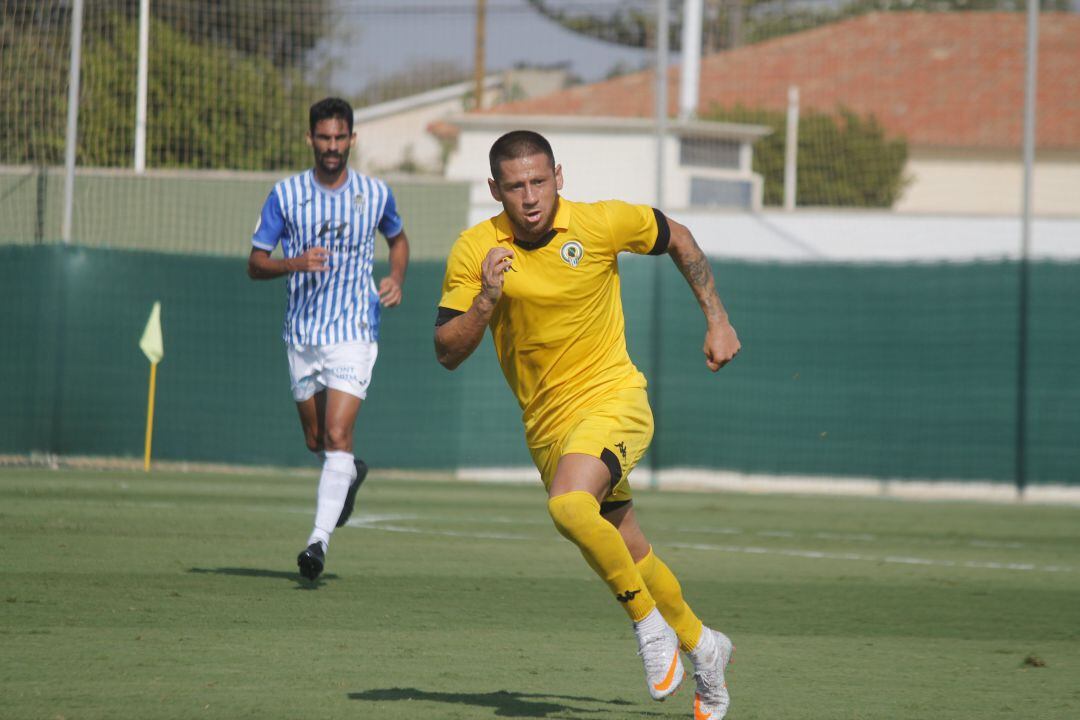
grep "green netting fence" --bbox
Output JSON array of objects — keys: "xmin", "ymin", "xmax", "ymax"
[{"xmin": 2, "ymin": 244, "xmax": 1077, "ymax": 486}]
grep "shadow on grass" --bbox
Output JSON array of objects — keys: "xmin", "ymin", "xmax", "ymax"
[
  {"xmin": 348, "ymin": 687, "xmax": 678, "ymax": 718},
  {"xmin": 187, "ymin": 566, "xmax": 336, "ymax": 590}
]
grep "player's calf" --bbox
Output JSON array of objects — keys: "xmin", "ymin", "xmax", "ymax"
[{"xmin": 336, "ymin": 457, "xmax": 368, "ymax": 527}]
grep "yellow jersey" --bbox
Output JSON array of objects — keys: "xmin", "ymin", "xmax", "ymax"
[{"xmin": 438, "ymin": 197, "xmax": 669, "ymax": 446}]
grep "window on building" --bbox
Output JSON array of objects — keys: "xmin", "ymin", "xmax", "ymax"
[
  {"xmin": 690, "ymin": 177, "xmax": 753, "ymax": 208},
  {"xmin": 679, "ymin": 138, "xmax": 740, "ymax": 169}
]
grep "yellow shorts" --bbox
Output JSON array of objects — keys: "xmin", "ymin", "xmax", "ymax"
[{"xmin": 528, "ymin": 386, "xmax": 654, "ymax": 508}]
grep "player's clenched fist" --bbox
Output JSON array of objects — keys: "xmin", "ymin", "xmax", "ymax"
[
  {"xmin": 704, "ymin": 321, "xmax": 740, "ymax": 372},
  {"xmin": 480, "ymin": 247, "xmax": 515, "ymax": 305},
  {"xmin": 290, "ymin": 246, "xmax": 330, "ymax": 272}
]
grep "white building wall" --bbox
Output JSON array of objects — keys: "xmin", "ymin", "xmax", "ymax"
[
  {"xmin": 353, "ymin": 85, "xmax": 503, "ymax": 176},
  {"xmin": 897, "ymin": 150, "xmax": 1080, "ymax": 217},
  {"xmin": 447, "ymin": 128, "xmax": 762, "ymax": 210},
  {"xmin": 446, "ymin": 128, "xmax": 659, "ymax": 205},
  {"xmin": 355, "ymin": 99, "xmax": 462, "ymax": 175}
]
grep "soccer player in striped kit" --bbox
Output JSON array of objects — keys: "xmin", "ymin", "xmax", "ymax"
[{"xmin": 248, "ymin": 97, "xmax": 409, "ymax": 582}]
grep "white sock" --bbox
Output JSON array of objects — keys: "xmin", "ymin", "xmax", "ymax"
[
  {"xmin": 309, "ymin": 450, "xmax": 356, "ymax": 548},
  {"xmin": 307, "ymin": 529, "xmax": 330, "ymax": 550},
  {"xmin": 689, "ymin": 626, "xmax": 717, "ymax": 665},
  {"xmin": 633, "ymin": 607, "xmax": 667, "ymax": 639}
]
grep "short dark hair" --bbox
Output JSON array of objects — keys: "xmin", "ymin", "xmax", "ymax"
[
  {"xmin": 489, "ymin": 130, "xmax": 555, "ymax": 181},
  {"xmin": 309, "ymin": 97, "xmax": 354, "ymax": 135}
]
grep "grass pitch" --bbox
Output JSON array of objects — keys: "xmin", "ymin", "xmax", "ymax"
[{"xmin": 2, "ymin": 467, "xmax": 1078, "ymax": 720}]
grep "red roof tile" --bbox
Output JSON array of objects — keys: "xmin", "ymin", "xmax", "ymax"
[{"xmin": 483, "ymin": 12, "xmax": 1080, "ymax": 150}]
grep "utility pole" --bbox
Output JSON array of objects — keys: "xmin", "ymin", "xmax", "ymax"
[
  {"xmin": 474, "ymin": 0, "xmax": 487, "ymax": 110},
  {"xmin": 1015, "ymin": 0, "xmax": 1040, "ymax": 497}
]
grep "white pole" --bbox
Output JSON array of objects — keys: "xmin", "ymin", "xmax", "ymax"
[
  {"xmin": 134, "ymin": 0, "xmax": 150, "ymax": 173},
  {"xmin": 1014, "ymin": 0, "xmax": 1039, "ymax": 496},
  {"xmin": 1021, "ymin": 1, "xmax": 1038, "ymax": 252},
  {"xmin": 62, "ymin": 0, "xmax": 85, "ymax": 244},
  {"xmin": 678, "ymin": 0, "xmax": 702, "ymax": 120},
  {"xmin": 650, "ymin": 0, "xmax": 671, "ymax": 490},
  {"xmin": 655, "ymin": 0, "xmax": 669, "ymax": 209},
  {"xmin": 783, "ymin": 85, "xmax": 800, "ymax": 211}
]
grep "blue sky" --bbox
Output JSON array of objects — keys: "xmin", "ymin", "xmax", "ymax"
[
  {"xmin": 318, "ymin": 1, "xmax": 654, "ymax": 95},
  {"xmin": 315, "ymin": 1, "xmax": 1078, "ymax": 96}
]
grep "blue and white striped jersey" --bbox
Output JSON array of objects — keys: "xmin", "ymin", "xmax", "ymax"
[{"xmin": 252, "ymin": 169, "xmax": 403, "ymax": 346}]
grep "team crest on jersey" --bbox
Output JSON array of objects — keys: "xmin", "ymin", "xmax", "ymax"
[
  {"xmin": 353, "ymin": 192, "xmax": 366, "ymax": 213},
  {"xmin": 560, "ymin": 240, "xmax": 584, "ymax": 267}
]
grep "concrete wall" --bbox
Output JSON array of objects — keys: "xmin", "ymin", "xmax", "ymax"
[
  {"xmin": 895, "ymin": 149, "xmax": 1080, "ymax": 216},
  {"xmin": 0, "ymin": 166, "xmax": 469, "ymax": 261}
]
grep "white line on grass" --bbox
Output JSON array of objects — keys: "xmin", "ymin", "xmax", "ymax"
[
  {"xmin": 668, "ymin": 541, "xmax": 1073, "ymax": 574},
  {"xmin": 677, "ymin": 526, "xmax": 1028, "ymax": 549},
  {"xmin": 347, "ymin": 514, "xmax": 530, "ymax": 540},
  {"xmin": 343, "ymin": 514, "xmax": 1068, "ymax": 573},
  {"xmin": 355, "ymin": 524, "xmax": 531, "ymax": 541}
]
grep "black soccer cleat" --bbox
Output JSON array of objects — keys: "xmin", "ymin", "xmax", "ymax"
[
  {"xmin": 297, "ymin": 542, "xmax": 325, "ymax": 581},
  {"xmin": 335, "ymin": 458, "xmax": 369, "ymax": 528}
]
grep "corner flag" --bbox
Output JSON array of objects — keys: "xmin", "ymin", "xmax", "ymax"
[
  {"xmin": 140, "ymin": 301, "xmax": 164, "ymax": 363},
  {"xmin": 140, "ymin": 302, "xmax": 164, "ymax": 471}
]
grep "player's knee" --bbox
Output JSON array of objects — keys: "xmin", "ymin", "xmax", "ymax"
[
  {"xmin": 547, "ymin": 491, "xmax": 602, "ymax": 541},
  {"xmin": 322, "ymin": 426, "xmax": 352, "ymax": 452}
]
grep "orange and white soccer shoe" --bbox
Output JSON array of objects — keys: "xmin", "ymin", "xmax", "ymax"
[
  {"xmin": 637, "ymin": 623, "xmax": 685, "ymax": 700},
  {"xmin": 690, "ymin": 628, "xmax": 734, "ymax": 719}
]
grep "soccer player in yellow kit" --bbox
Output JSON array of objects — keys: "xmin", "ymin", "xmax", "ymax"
[{"xmin": 434, "ymin": 131, "xmax": 741, "ymax": 719}]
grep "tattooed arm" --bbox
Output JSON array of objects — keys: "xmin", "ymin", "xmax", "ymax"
[{"xmin": 666, "ymin": 217, "xmax": 741, "ymax": 372}]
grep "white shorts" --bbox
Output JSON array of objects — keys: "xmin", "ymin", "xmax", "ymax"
[{"xmin": 286, "ymin": 340, "xmax": 378, "ymax": 402}]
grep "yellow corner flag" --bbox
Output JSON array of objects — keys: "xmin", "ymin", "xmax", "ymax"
[{"xmin": 140, "ymin": 302, "xmax": 164, "ymax": 471}]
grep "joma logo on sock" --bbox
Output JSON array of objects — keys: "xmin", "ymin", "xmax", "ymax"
[{"xmin": 616, "ymin": 588, "xmax": 641, "ymax": 603}]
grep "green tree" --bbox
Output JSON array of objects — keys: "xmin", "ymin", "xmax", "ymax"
[
  {"xmin": 143, "ymin": 0, "xmax": 330, "ymax": 70},
  {"xmin": 1, "ymin": 13, "xmax": 315, "ymax": 169},
  {"xmin": 2, "ymin": 1, "xmax": 332, "ymax": 67},
  {"xmin": 704, "ymin": 105, "xmax": 909, "ymax": 207},
  {"xmin": 0, "ymin": 9, "xmax": 74, "ymax": 164}
]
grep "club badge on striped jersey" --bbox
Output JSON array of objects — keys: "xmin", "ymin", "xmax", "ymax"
[
  {"xmin": 353, "ymin": 192, "xmax": 366, "ymax": 213},
  {"xmin": 560, "ymin": 240, "xmax": 584, "ymax": 268}
]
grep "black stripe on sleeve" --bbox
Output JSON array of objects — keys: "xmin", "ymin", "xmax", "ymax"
[
  {"xmin": 649, "ymin": 208, "xmax": 671, "ymax": 256},
  {"xmin": 435, "ymin": 306, "xmax": 465, "ymax": 327}
]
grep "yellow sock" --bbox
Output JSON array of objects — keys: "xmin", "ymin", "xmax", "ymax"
[
  {"xmin": 636, "ymin": 549, "xmax": 704, "ymax": 652},
  {"xmin": 547, "ymin": 491, "xmax": 656, "ymax": 621}
]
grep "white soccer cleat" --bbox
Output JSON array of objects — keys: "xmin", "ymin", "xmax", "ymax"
[
  {"xmin": 637, "ymin": 623, "xmax": 685, "ymax": 700},
  {"xmin": 691, "ymin": 628, "xmax": 734, "ymax": 720}
]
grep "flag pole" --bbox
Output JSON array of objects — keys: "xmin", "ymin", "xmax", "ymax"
[
  {"xmin": 139, "ymin": 301, "xmax": 164, "ymax": 471},
  {"xmin": 144, "ymin": 361, "xmax": 157, "ymax": 471}
]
